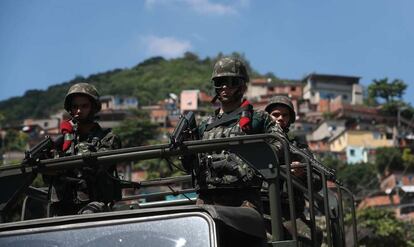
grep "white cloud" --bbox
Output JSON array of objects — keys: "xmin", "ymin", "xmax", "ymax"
[
  {"xmin": 145, "ymin": 0, "xmax": 249, "ymax": 15},
  {"xmin": 141, "ymin": 35, "xmax": 192, "ymax": 58}
]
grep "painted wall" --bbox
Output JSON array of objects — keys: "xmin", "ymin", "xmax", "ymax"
[{"xmin": 330, "ymin": 130, "xmax": 394, "ymax": 152}]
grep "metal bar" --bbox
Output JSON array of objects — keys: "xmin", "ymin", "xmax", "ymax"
[
  {"xmin": 321, "ymin": 174, "xmax": 333, "ymax": 247},
  {"xmin": 263, "ymin": 143, "xmax": 284, "ymax": 242},
  {"xmin": 337, "ymin": 184, "xmax": 345, "ymax": 247},
  {"xmin": 0, "ymin": 134, "xmax": 286, "ymax": 177},
  {"xmin": 305, "ymin": 159, "xmax": 317, "ymax": 247},
  {"xmin": 269, "ymin": 177, "xmax": 283, "ymax": 241},
  {"xmin": 279, "ymin": 138, "xmax": 297, "ymax": 241},
  {"xmin": 139, "ymin": 175, "xmax": 192, "ymax": 187},
  {"xmin": 284, "ymin": 149, "xmax": 317, "ymax": 246},
  {"xmin": 20, "ymin": 196, "xmax": 29, "ymax": 221},
  {"xmin": 341, "ymin": 186, "xmax": 358, "ymax": 247},
  {"xmin": 137, "ymin": 198, "xmax": 197, "ymax": 208},
  {"xmin": 279, "ymin": 170, "xmax": 324, "ymax": 207}
]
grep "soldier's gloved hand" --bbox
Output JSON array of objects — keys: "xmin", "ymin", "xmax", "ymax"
[
  {"xmin": 77, "ymin": 142, "xmax": 98, "ymax": 155},
  {"xmin": 290, "ymin": 161, "xmax": 306, "ymax": 178},
  {"xmin": 78, "ymin": 201, "xmax": 108, "ymax": 214},
  {"xmin": 77, "ymin": 179, "xmax": 88, "ymax": 190}
]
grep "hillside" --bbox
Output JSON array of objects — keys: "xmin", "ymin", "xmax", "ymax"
[{"xmin": 0, "ymin": 52, "xmax": 278, "ymax": 123}]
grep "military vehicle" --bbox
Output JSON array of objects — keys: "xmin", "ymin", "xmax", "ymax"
[{"xmin": 0, "ymin": 113, "xmax": 357, "ymax": 247}]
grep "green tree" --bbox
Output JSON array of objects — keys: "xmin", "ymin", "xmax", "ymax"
[
  {"xmin": 375, "ymin": 147, "xmax": 404, "ymax": 175},
  {"xmin": 113, "ymin": 110, "xmax": 159, "ymax": 148},
  {"xmin": 2, "ymin": 129, "xmax": 28, "ymax": 152},
  {"xmin": 0, "ymin": 112, "xmax": 5, "ymax": 127},
  {"xmin": 351, "ymin": 208, "xmax": 414, "ymax": 247},
  {"xmin": 402, "ymin": 148, "xmax": 414, "ymax": 172},
  {"xmin": 367, "ymin": 78, "xmax": 414, "ymax": 117},
  {"xmin": 368, "ymin": 78, "xmax": 407, "ymax": 104},
  {"xmin": 336, "ymin": 162, "xmax": 379, "ymax": 196},
  {"xmin": 321, "ymin": 155, "xmax": 346, "ymax": 170}
]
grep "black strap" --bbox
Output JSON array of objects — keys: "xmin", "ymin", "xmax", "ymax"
[{"xmin": 205, "ymin": 107, "xmax": 244, "ymax": 131}]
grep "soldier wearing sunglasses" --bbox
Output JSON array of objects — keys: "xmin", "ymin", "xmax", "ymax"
[{"xmin": 194, "ymin": 57, "xmax": 285, "ymax": 215}]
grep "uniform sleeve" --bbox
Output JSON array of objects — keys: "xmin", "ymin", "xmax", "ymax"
[
  {"xmin": 255, "ymin": 110, "xmax": 286, "ymax": 164},
  {"xmin": 197, "ymin": 119, "xmax": 209, "ymax": 139},
  {"xmin": 98, "ymin": 132, "xmax": 122, "ymax": 151}
]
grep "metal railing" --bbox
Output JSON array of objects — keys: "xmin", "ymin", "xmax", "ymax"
[{"xmin": 1, "ymin": 134, "xmax": 358, "ymax": 246}]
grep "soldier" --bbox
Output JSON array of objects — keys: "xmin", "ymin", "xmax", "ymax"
[
  {"xmin": 45, "ymin": 83, "xmax": 122, "ymax": 216},
  {"xmin": 194, "ymin": 57, "xmax": 285, "ymax": 213},
  {"xmin": 265, "ymin": 95, "xmax": 322, "ymax": 246}
]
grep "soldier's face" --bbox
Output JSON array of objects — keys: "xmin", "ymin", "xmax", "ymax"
[
  {"xmin": 269, "ymin": 105, "xmax": 290, "ymax": 129},
  {"xmin": 214, "ymin": 77, "xmax": 246, "ymax": 103},
  {"xmin": 70, "ymin": 95, "xmax": 93, "ymax": 120}
]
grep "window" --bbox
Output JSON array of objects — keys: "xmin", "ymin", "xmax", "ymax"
[
  {"xmin": 342, "ymin": 94, "xmax": 348, "ymax": 100},
  {"xmin": 401, "ymin": 206, "xmax": 414, "ymax": 215},
  {"xmin": 320, "ymin": 91, "xmax": 336, "ymax": 100},
  {"xmin": 291, "ymin": 86, "xmax": 296, "ymax": 91},
  {"xmin": 350, "ymin": 149, "xmax": 355, "ymax": 156}
]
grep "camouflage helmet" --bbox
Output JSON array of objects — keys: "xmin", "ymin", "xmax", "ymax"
[
  {"xmin": 265, "ymin": 95, "xmax": 296, "ymax": 124},
  {"xmin": 211, "ymin": 57, "xmax": 249, "ymax": 82},
  {"xmin": 64, "ymin": 83, "xmax": 101, "ymax": 113}
]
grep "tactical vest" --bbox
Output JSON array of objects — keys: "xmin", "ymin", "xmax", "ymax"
[
  {"xmin": 49, "ymin": 124, "xmax": 122, "ymax": 205},
  {"xmin": 196, "ymin": 110, "xmax": 266, "ymax": 190}
]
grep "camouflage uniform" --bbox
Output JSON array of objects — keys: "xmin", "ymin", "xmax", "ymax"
[
  {"xmin": 265, "ymin": 95, "xmax": 323, "ymax": 246},
  {"xmin": 194, "ymin": 57, "xmax": 285, "ymax": 213},
  {"xmin": 196, "ymin": 109, "xmax": 284, "ymax": 212},
  {"xmin": 46, "ymin": 83, "xmax": 122, "ymax": 216}
]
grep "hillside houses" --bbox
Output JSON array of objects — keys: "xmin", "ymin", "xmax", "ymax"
[
  {"xmin": 302, "ymin": 73, "xmax": 363, "ymax": 105},
  {"xmin": 2, "ymin": 73, "xmax": 413, "ymax": 164},
  {"xmin": 1, "ymin": 72, "xmax": 414, "ymax": 220},
  {"xmin": 358, "ymin": 172, "xmax": 414, "ymax": 221}
]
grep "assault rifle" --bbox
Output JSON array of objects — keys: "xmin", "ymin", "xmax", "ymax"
[
  {"xmin": 170, "ymin": 111, "xmax": 198, "ymax": 149},
  {"xmin": 272, "ymin": 131, "xmax": 338, "ymax": 183},
  {"xmin": 169, "ymin": 111, "xmax": 199, "ymax": 175},
  {"xmin": 23, "ymin": 136, "xmax": 54, "ymax": 166},
  {"xmin": 289, "ymin": 140, "xmax": 339, "ymax": 184}
]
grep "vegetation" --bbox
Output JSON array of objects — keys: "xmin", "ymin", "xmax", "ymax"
[
  {"xmin": 113, "ymin": 110, "xmax": 159, "ymax": 148},
  {"xmin": 366, "ymin": 78, "xmax": 414, "ymax": 119},
  {"xmin": 322, "ymin": 146, "xmax": 414, "ymax": 198},
  {"xmin": 337, "ymin": 162, "xmax": 379, "ymax": 197},
  {"xmin": 368, "ymin": 78, "xmax": 407, "ymax": 104},
  {"xmin": 402, "ymin": 148, "xmax": 414, "ymax": 172},
  {"xmin": 350, "ymin": 208, "xmax": 414, "ymax": 247},
  {"xmin": 0, "ymin": 52, "xmax": 278, "ymax": 124},
  {"xmin": 1, "ymin": 129, "xmax": 28, "ymax": 152},
  {"xmin": 375, "ymin": 147, "xmax": 405, "ymax": 175}
]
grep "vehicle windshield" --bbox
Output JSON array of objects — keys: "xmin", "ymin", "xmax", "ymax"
[{"xmin": 0, "ymin": 215, "xmax": 212, "ymax": 247}]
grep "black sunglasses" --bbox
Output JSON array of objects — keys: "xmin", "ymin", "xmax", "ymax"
[{"xmin": 213, "ymin": 77, "xmax": 245, "ymax": 89}]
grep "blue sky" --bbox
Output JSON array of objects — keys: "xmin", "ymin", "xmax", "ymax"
[{"xmin": 1, "ymin": 0, "xmax": 413, "ymax": 104}]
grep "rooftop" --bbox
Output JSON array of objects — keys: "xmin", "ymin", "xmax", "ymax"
[{"xmin": 302, "ymin": 73, "xmax": 360, "ymax": 85}]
